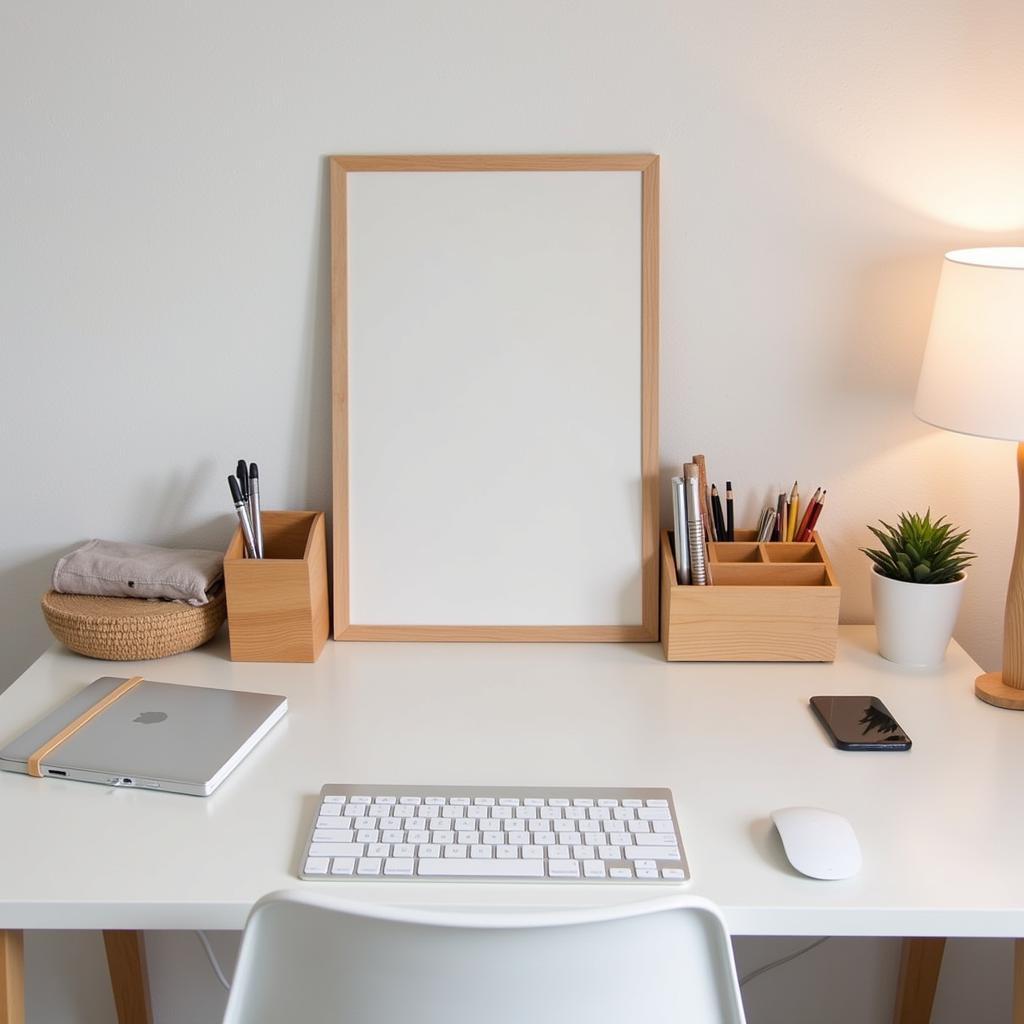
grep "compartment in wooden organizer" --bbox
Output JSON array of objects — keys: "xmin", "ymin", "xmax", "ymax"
[{"xmin": 660, "ymin": 528, "xmax": 840, "ymax": 662}]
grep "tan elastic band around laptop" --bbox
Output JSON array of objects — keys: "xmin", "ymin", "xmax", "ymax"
[{"xmin": 27, "ymin": 675, "xmax": 145, "ymax": 778}]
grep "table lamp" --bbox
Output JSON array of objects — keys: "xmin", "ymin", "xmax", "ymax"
[{"xmin": 914, "ymin": 247, "xmax": 1024, "ymax": 708}]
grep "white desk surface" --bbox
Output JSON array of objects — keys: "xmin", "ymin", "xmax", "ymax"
[{"xmin": 1, "ymin": 626, "xmax": 1021, "ymax": 937}]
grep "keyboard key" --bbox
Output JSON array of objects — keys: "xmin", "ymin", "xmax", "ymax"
[
  {"xmin": 424, "ymin": 796, "xmax": 445, "ymax": 806},
  {"xmin": 418, "ymin": 844, "xmax": 441, "ymax": 858},
  {"xmin": 549, "ymin": 861, "xmax": 581, "ymax": 878},
  {"xmin": 624, "ymin": 847, "xmax": 681, "ymax": 861},
  {"xmin": 528, "ymin": 819, "xmax": 550, "ymax": 832},
  {"xmin": 384, "ymin": 858, "xmax": 415, "ymax": 876},
  {"xmin": 604, "ymin": 820, "xmax": 626, "ymax": 833},
  {"xmin": 662, "ymin": 868, "xmax": 687, "ymax": 880},
  {"xmin": 483, "ymin": 831, "xmax": 504, "ymax": 845},
  {"xmin": 565, "ymin": 807, "xmax": 587, "ymax": 820},
  {"xmin": 304, "ymin": 857, "xmax": 329, "ymax": 874},
  {"xmin": 524, "ymin": 798, "xmax": 545, "ymax": 807},
  {"xmin": 613, "ymin": 807, "xmax": 635, "ymax": 820},
  {"xmin": 473, "ymin": 797, "xmax": 495, "ymax": 806},
  {"xmin": 515, "ymin": 806, "xmax": 537, "ymax": 819},
  {"xmin": 588, "ymin": 807, "xmax": 610, "ymax": 821},
  {"xmin": 498, "ymin": 798, "xmax": 520, "ymax": 806},
  {"xmin": 496, "ymin": 845, "xmax": 518, "ymax": 859},
  {"xmin": 379, "ymin": 817, "xmax": 402, "ymax": 830},
  {"xmin": 357, "ymin": 857, "xmax": 382, "ymax": 875},
  {"xmin": 367, "ymin": 843, "xmax": 390, "ymax": 858},
  {"xmin": 350, "ymin": 796, "xmax": 371, "ymax": 804},
  {"xmin": 634, "ymin": 834, "xmax": 680, "ymax": 846},
  {"xmin": 407, "ymin": 831, "xmax": 430, "ymax": 844},
  {"xmin": 558, "ymin": 833, "xmax": 582, "ymax": 846},
  {"xmin": 507, "ymin": 832, "xmax": 531, "ymax": 845},
  {"xmin": 628, "ymin": 820, "xmax": 651, "ymax": 833},
  {"xmin": 535, "ymin": 833, "xmax": 555, "ymax": 846},
  {"xmin": 445, "ymin": 844, "xmax": 467, "ymax": 858},
  {"xmin": 578, "ymin": 820, "xmax": 600, "ymax": 833},
  {"xmin": 583, "ymin": 860, "xmax": 607, "ymax": 878},
  {"xmin": 356, "ymin": 830, "xmax": 380, "ymax": 844},
  {"xmin": 457, "ymin": 831, "xmax": 480, "ymax": 845},
  {"xmin": 322, "ymin": 795, "xmax": 346, "ymax": 804},
  {"xmin": 552, "ymin": 820, "xmax": 575, "ymax": 833},
  {"xmin": 609, "ymin": 834, "xmax": 633, "ymax": 847},
  {"xmin": 636, "ymin": 868, "xmax": 659, "ymax": 879},
  {"xmin": 633, "ymin": 859, "xmax": 657, "ymax": 870},
  {"xmin": 638, "ymin": 808, "xmax": 671, "ymax": 821},
  {"xmin": 598, "ymin": 846, "xmax": 618, "ymax": 860},
  {"xmin": 330, "ymin": 857, "xmax": 355, "ymax": 876},
  {"xmin": 622, "ymin": 799, "xmax": 643, "ymax": 808},
  {"xmin": 647, "ymin": 799, "xmax": 669, "ymax": 807},
  {"xmin": 610, "ymin": 867, "xmax": 633, "ymax": 879},
  {"xmin": 318, "ymin": 804, "xmax": 343, "ymax": 816},
  {"xmin": 381, "ymin": 830, "xmax": 405, "ymax": 844},
  {"xmin": 354, "ymin": 817, "xmax": 377, "ymax": 830},
  {"xmin": 450, "ymin": 797, "xmax": 471, "ymax": 806},
  {"xmin": 540, "ymin": 806, "xmax": 562, "ymax": 819},
  {"xmin": 441, "ymin": 806, "xmax": 461, "ymax": 819},
  {"xmin": 522, "ymin": 845, "xmax": 545, "ymax": 859},
  {"xmin": 549, "ymin": 798, "xmax": 570, "ymax": 807},
  {"xmin": 573, "ymin": 846, "xmax": 595, "ymax": 860},
  {"xmin": 310, "ymin": 843, "xmax": 364, "ymax": 857},
  {"xmin": 573, "ymin": 798, "xmax": 594, "ymax": 807},
  {"xmin": 597, "ymin": 799, "xmax": 618, "ymax": 807},
  {"xmin": 455, "ymin": 818, "xmax": 475, "ymax": 831},
  {"xmin": 393, "ymin": 844, "xmax": 415, "ymax": 858},
  {"xmin": 584, "ymin": 833, "xmax": 605, "ymax": 846},
  {"xmin": 418, "ymin": 858, "xmax": 544, "ymax": 878},
  {"xmin": 314, "ymin": 829, "xmax": 355, "ymax": 843},
  {"xmin": 471, "ymin": 845, "xmax": 492, "ymax": 859},
  {"xmin": 548, "ymin": 846, "xmax": 570, "ymax": 860},
  {"xmin": 653, "ymin": 820, "xmax": 676, "ymax": 834},
  {"xmin": 399, "ymin": 796, "xmax": 422, "ymax": 805},
  {"xmin": 432, "ymin": 830, "xmax": 455, "ymax": 845}
]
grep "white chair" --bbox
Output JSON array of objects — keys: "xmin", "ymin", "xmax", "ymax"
[{"xmin": 222, "ymin": 890, "xmax": 746, "ymax": 1024}]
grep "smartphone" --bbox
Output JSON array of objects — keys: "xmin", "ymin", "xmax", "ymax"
[{"xmin": 809, "ymin": 695, "xmax": 912, "ymax": 751}]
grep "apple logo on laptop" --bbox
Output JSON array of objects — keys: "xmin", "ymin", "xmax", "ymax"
[{"xmin": 133, "ymin": 711, "xmax": 167, "ymax": 725}]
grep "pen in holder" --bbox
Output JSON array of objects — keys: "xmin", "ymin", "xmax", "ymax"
[{"xmin": 223, "ymin": 511, "xmax": 329, "ymax": 662}]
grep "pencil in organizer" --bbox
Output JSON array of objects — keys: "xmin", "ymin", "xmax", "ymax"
[
  {"xmin": 671, "ymin": 475, "xmax": 690, "ymax": 584},
  {"xmin": 793, "ymin": 487, "xmax": 820, "ymax": 541},
  {"xmin": 711, "ymin": 484, "xmax": 726, "ymax": 541},
  {"xmin": 773, "ymin": 491, "xmax": 787, "ymax": 542},
  {"xmin": 786, "ymin": 481, "xmax": 799, "ymax": 541},
  {"xmin": 725, "ymin": 481, "xmax": 735, "ymax": 542},
  {"xmin": 800, "ymin": 490, "xmax": 827, "ymax": 540},
  {"xmin": 693, "ymin": 455, "xmax": 716, "ymax": 542},
  {"xmin": 756, "ymin": 507, "xmax": 777, "ymax": 542}
]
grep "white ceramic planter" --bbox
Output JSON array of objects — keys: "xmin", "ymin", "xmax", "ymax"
[{"xmin": 871, "ymin": 567, "xmax": 966, "ymax": 668}]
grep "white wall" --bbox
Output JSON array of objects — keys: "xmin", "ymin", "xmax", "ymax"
[{"xmin": 3, "ymin": 1, "xmax": 1024, "ymax": 1021}]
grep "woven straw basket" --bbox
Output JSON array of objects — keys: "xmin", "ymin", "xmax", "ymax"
[{"xmin": 41, "ymin": 590, "xmax": 226, "ymax": 661}]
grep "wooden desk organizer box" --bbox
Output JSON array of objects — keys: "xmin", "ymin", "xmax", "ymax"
[
  {"xmin": 660, "ymin": 529, "xmax": 840, "ymax": 662},
  {"xmin": 224, "ymin": 511, "xmax": 329, "ymax": 663}
]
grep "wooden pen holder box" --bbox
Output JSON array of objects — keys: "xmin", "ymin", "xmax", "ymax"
[
  {"xmin": 224, "ymin": 510, "xmax": 329, "ymax": 663},
  {"xmin": 660, "ymin": 529, "xmax": 840, "ymax": 662}
]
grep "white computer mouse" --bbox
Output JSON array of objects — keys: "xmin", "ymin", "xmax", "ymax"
[{"xmin": 770, "ymin": 806, "xmax": 862, "ymax": 880}]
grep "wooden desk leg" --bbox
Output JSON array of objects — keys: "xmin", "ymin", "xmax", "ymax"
[
  {"xmin": 0, "ymin": 931, "xmax": 24, "ymax": 1024},
  {"xmin": 103, "ymin": 930, "xmax": 153, "ymax": 1024},
  {"xmin": 1013, "ymin": 938, "xmax": 1024, "ymax": 1024},
  {"xmin": 892, "ymin": 937, "xmax": 946, "ymax": 1024}
]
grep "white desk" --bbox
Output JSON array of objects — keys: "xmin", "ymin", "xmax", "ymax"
[{"xmin": 1, "ymin": 628, "xmax": 1022, "ymax": 1023}]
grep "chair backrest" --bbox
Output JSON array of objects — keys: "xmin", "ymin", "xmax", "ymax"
[{"xmin": 222, "ymin": 890, "xmax": 746, "ymax": 1024}]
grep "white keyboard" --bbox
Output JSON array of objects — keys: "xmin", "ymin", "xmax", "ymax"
[{"xmin": 300, "ymin": 785, "xmax": 690, "ymax": 883}]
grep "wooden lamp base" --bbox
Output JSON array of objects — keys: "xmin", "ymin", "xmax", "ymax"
[
  {"xmin": 976, "ymin": 671, "xmax": 1024, "ymax": 710},
  {"xmin": 977, "ymin": 443, "xmax": 1024, "ymax": 710}
]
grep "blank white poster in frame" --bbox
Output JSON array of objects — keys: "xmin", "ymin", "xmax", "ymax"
[{"xmin": 330, "ymin": 154, "xmax": 659, "ymax": 641}]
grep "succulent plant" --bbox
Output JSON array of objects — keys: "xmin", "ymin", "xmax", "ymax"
[{"xmin": 862, "ymin": 510, "xmax": 975, "ymax": 585}]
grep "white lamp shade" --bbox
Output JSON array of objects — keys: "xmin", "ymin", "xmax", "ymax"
[{"xmin": 915, "ymin": 247, "xmax": 1024, "ymax": 442}]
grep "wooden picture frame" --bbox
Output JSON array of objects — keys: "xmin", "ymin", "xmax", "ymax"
[{"xmin": 330, "ymin": 154, "xmax": 659, "ymax": 641}]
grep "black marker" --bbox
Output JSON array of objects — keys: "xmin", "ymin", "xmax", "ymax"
[
  {"xmin": 228, "ymin": 475, "xmax": 258, "ymax": 558},
  {"xmin": 236, "ymin": 460, "xmax": 249, "ymax": 502},
  {"xmin": 726, "ymin": 481, "xmax": 735, "ymax": 542}
]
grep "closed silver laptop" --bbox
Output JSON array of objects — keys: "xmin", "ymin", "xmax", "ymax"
[{"xmin": 0, "ymin": 676, "xmax": 287, "ymax": 796}]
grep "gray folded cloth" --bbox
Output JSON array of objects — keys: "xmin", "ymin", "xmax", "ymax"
[{"xmin": 52, "ymin": 540, "xmax": 224, "ymax": 606}]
